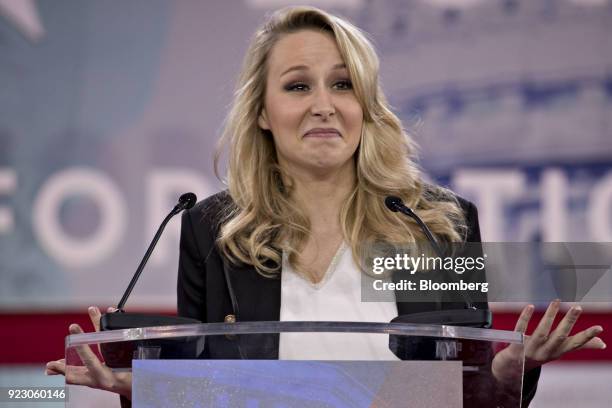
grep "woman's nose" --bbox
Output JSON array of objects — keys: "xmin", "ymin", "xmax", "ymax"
[{"xmin": 310, "ymin": 88, "xmax": 335, "ymax": 118}]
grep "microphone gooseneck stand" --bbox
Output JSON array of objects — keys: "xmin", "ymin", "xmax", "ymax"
[{"xmin": 384, "ymin": 195, "xmax": 491, "ymax": 328}]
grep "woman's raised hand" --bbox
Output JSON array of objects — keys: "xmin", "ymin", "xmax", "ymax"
[
  {"xmin": 493, "ymin": 300, "xmax": 606, "ymax": 383},
  {"xmin": 45, "ymin": 306, "xmax": 132, "ymax": 399}
]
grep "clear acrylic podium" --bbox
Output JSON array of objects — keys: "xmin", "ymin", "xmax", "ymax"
[{"xmin": 64, "ymin": 321, "xmax": 525, "ymax": 407}]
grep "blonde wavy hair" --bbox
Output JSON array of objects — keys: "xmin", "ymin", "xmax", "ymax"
[{"xmin": 215, "ymin": 6, "xmax": 466, "ymax": 277}]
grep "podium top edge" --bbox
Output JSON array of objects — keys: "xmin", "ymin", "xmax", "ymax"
[{"xmin": 66, "ymin": 321, "xmax": 521, "ymax": 348}]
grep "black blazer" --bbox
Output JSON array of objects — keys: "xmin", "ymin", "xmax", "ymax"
[
  {"xmin": 177, "ymin": 191, "xmax": 486, "ymax": 324},
  {"xmin": 176, "ymin": 190, "xmax": 540, "ymax": 405}
]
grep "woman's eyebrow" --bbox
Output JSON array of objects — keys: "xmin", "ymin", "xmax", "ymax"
[
  {"xmin": 280, "ymin": 63, "xmax": 346, "ymax": 77},
  {"xmin": 280, "ymin": 65, "xmax": 308, "ymax": 77}
]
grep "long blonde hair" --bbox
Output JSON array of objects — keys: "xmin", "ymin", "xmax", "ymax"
[{"xmin": 215, "ymin": 6, "xmax": 466, "ymax": 276}]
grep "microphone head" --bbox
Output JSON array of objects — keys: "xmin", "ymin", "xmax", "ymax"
[
  {"xmin": 178, "ymin": 192, "xmax": 197, "ymax": 210},
  {"xmin": 384, "ymin": 196, "xmax": 404, "ymax": 212}
]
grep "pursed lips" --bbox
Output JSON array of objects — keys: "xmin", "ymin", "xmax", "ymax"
[{"xmin": 303, "ymin": 128, "xmax": 342, "ymax": 138}]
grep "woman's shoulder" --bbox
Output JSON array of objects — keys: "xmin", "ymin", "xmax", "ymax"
[
  {"xmin": 185, "ymin": 190, "xmax": 236, "ymax": 234},
  {"xmin": 421, "ymin": 182, "xmax": 480, "ymax": 242},
  {"xmin": 190, "ymin": 190, "xmax": 234, "ymax": 215},
  {"xmin": 421, "ymin": 182, "xmax": 477, "ymax": 213}
]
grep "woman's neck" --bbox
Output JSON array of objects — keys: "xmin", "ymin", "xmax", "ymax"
[{"xmin": 284, "ymin": 162, "xmax": 356, "ymax": 233}]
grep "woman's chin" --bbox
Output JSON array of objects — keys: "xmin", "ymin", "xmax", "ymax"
[{"xmin": 302, "ymin": 159, "xmax": 355, "ymax": 176}]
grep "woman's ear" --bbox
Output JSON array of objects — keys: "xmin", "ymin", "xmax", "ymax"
[{"xmin": 258, "ymin": 108, "xmax": 270, "ymax": 130}]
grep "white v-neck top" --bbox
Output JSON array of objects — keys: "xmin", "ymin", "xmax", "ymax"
[{"xmin": 278, "ymin": 243, "xmax": 399, "ymax": 360}]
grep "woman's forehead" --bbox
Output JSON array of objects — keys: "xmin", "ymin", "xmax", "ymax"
[{"xmin": 266, "ymin": 30, "xmax": 345, "ymax": 75}]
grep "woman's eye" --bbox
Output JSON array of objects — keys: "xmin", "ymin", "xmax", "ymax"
[
  {"xmin": 333, "ymin": 80, "xmax": 353, "ymax": 90},
  {"xmin": 284, "ymin": 83, "xmax": 309, "ymax": 92}
]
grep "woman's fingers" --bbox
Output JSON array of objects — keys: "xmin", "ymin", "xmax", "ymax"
[
  {"xmin": 557, "ymin": 305, "xmax": 582, "ymax": 335},
  {"xmin": 543, "ymin": 305, "xmax": 583, "ymax": 352},
  {"xmin": 499, "ymin": 306, "xmax": 535, "ymax": 360},
  {"xmin": 46, "ymin": 306, "xmax": 119, "ymax": 389},
  {"xmin": 508, "ymin": 302, "xmax": 606, "ymax": 372},
  {"xmin": 64, "ymin": 366, "xmax": 94, "ymax": 387},
  {"xmin": 68, "ymin": 324, "xmax": 108, "ymax": 381},
  {"xmin": 514, "ymin": 304, "xmax": 534, "ymax": 333},
  {"xmin": 88, "ymin": 306, "xmax": 102, "ymax": 332},
  {"xmin": 530, "ymin": 299, "xmax": 561, "ymax": 346},
  {"xmin": 578, "ymin": 337, "xmax": 607, "ymax": 350},
  {"xmin": 46, "ymin": 355, "xmax": 98, "ymax": 387},
  {"xmin": 562, "ymin": 326, "xmax": 605, "ymax": 353},
  {"xmin": 45, "ymin": 359, "xmax": 66, "ymax": 375}
]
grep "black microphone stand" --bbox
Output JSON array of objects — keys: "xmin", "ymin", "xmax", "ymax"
[
  {"xmin": 384, "ymin": 196, "xmax": 491, "ymax": 328},
  {"xmin": 98, "ymin": 193, "xmax": 203, "ymax": 368}
]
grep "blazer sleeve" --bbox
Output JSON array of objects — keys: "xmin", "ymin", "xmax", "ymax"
[
  {"xmin": 463, "ymin": 198, "xmax": 481, "ymax": 243},
  {"xmin": 461, "ymin": 197, "xmax": 541, "ymax": 406},
  {"xmin": 177, "ymin": 205, "xmax": 208, "ymax": 322}
]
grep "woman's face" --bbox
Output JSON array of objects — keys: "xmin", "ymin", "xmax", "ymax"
[{"xmin": 259, "ymin": 29, "xmax": 363, "ymax": 177}]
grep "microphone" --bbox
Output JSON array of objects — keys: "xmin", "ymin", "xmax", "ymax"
[
  {"xmin": 385, "ymin": 196, "xmax": 443, "ymax": 258},
  {"xmin": 172, "ymin": 192, "xmax": 197, "ymax": 215},
  {"xmin": 99, "ymin": 193, "xmax": 203, "ymax": 368},
  {"xmin": 116, "ymin": 192, "xmax": 197, "ymax": 311},
  {"xmin": 383, "ymin": 195, "xmax": 491, "ymax": 327},
  {"xmin": 384, "ymin": 196, "xmax": 491, "ymax": 367}
]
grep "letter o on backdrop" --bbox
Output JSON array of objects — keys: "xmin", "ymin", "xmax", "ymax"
[{"xmin": 33, "ymin": 167, "xmax": 127, "ymax": 268}]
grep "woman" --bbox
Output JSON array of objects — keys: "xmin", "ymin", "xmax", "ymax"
[{"xmin": 47, "ymin": 6, "xmax": 606, "ymax": 405}]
